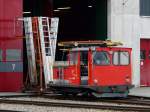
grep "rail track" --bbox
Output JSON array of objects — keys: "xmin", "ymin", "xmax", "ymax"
[
  {"xmin": 100, "ymin": 98, "xmax": 150, "ymax": 106},
  {"xmin": 0, "ymin": 98, "xmax": 150, "ymax": 112},
  {"xmin": 1, "ymin": 93, "xmax": 150, "ymax": 112},
  {"xmin": 42, "ymin": 94, "xmax": 150, "ymax": 106}
]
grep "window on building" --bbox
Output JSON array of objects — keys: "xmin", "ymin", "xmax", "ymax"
[
  {"xmin": 0, "ymin": 50, "xmax": 2, "ymax": 61},
  {"xmin": 93, "ymin": 51, "xmax": 110, "ymax": 65},
  {"xmin": 140, "ymin": 0, "xmax": 150, "ymax": 16},
  {"xmin": 113, "ymin": 51, "xmax": 129, "ymax": 65},
  {"xmin": 140, "ymin": 50, "xmax": 146, "ymax": 60},
  {"xmin": 6, "ymin": 49, "xmax": 21, "ymax": 61}
]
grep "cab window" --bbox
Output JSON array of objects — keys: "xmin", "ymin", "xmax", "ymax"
[
  {"xmin": 6, "ymin": 49, "xmax": 21, "ymax": 61},
  {"xmin": 93, "ymin": 51, "xmax": 110, "ymax": 65},
  {"xmin": 0, "ymin": 50, "xmax": 2, "ymax": 61},
  {"xmin": 113, "ymin": 51, "xmax": 129, "ymax": 65}
]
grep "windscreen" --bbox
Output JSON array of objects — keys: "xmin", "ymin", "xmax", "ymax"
[{"xmin": 93, "ymin": 51, "xmax": 110, "ymax": 65}]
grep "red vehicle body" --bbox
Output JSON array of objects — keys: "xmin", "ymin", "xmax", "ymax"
[
  {"xmin": 49, "ymin": 42, "xmax": 133, "ymax": 97},
  {"xmin": 0, "ymin": 0, "xmax": 23, "ymax": 92}
]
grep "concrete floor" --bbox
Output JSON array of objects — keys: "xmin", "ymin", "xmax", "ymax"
[
  {"xmin": 129, "ymin": 87, "xmax": 150, "ymax": 97},
  {"xmin": 0, "ymin": 92, "xmax": 36, "ymax": 97}
]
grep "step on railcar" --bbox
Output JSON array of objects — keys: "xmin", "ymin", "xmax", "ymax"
[{"xmin": 48, "ymin": 41, "xmax": 133, "ymax": 98}]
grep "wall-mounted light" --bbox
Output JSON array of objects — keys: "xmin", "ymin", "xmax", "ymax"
[
  {"xmin": 23, "ymin": 12, "xmax": 31, "ymax": 14},
  {"xmin": 57, "ymin": 7, "xmax": 71, "ymax": 10},
  {"xmin": 88, "ymin": 6, "xmax": 93, "ymax": 8},
  {"xmin": 54, "ymin": 10, "xmax": 60, "ymax": 12}
]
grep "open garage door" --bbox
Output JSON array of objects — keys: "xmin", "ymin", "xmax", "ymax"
[
  {"xmin": 53, "ymin": 0, "xmax": 107, "ymax": 60},
  {"xmin": 23, "ymin": 0, "xmax": 107, "ymax": 61},
  {"xmin": 140, "ymin": 39, "xmax": 150, "ymax": 86},
  {"xmin": 53, "ymin": 0, "xmax": 107, "ymax": 41}
]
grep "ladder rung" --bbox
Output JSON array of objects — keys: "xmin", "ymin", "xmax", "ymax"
[
  {"xmin": 33, "ymin": 32, "xmax": 38, "ymax": 33},
  {"xmin": 42, "ymin": 19, "xmax": 48, "ymax": 21},
  {"xmin": 43, "ymin": 31, "xmax": 49, "ymax": 32},
  {"xmin": 43, "ymin": 42, "xmax": 50, "ymax": 44},
  {"xmin": 42, "ymin": 25, "xmax": 49, "ymax": 27},
  {"xmin": 49, "ymin": 37, "xmax": 57, "ymax": 39},
  {"xmin": 43, "ymin": 40, "xmax": 52, "ymax": 42},
  {"xmin": 43, "ymin": 37, "xmax": 50, "ymax": 38},
  {"xmin": 36, "ymin": 60, "xmax": 42, "ymax": 63},
  {"xmin": 44, "ymin": 36, "xmax": 49, "ymax": 37}
]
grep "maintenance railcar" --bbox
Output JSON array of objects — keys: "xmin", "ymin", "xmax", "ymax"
[{"xmin": 49, "ymin": 41, "xmax": 133, "ymax": 97}]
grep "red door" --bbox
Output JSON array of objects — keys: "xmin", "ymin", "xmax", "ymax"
[
  {"xmin": 0, "ymin": 0, "xmax": 23, "ymax": 92},
  {"xmin": 140, "ymin": 39, "xmax": 150, "ymax": 86}
]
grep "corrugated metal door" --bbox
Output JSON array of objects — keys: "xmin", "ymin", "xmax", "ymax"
[
  {"xmin": 140, "ymin": 39, "xmax": 150, "ymax": 86},
  {"xmin": 0, "ymin": 0, "xmax": 23, "ymax": 92}
]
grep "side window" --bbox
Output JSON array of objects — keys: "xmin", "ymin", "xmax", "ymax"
[
  {"xmin": 120, "ymin": 52, "xmax": 130, "ymax": 65},
  {"xmin": 93, "ymin": 51, "xmax": 110, "ymax": 65},
  {"xmin": 113, "ymin": 52, "xmax": 119, "ymax": 65},
  {"xmin": 69, "ymin": 51, "xmax": 78, "ymax": 65},
  {"xmin": 113, "ymin": 51, "xmax": 130, "ymax": 65},
  {"xmin": 0, "ymin": 50, "xmax": 2, "ymax": 61},
  {"xmin": 6, "ymin": 49, "xmax": 21, "ymax": 61}
]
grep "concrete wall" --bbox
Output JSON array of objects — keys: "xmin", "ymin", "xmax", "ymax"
[{"xmin": 108, "ymin": 0, "xmax": 150, "ymax": 87}]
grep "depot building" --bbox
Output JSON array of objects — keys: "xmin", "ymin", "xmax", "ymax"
[{"xmin": 0, "ymin": 0, "xmax": 150, "ymax": 92}]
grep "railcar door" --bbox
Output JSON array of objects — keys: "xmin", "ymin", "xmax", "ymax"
[
  {"xmin": 80, "ymin": 51, "xmax": 88, "ymax": 85},
  {"xmin": 91, "ymin": 50, "xmax": 111, "ymax": 86}
]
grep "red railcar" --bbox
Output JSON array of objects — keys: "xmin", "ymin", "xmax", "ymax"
[
  {"xmin": 49, "ymin": 41, "xmax": 133, "ymax": 97},
  {"xmin": 0, "ymin": 0, "xmax": 23, "ymax": 92}
]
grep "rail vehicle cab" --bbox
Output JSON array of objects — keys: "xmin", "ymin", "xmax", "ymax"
[{"xmin": 49, "ymin": 41, "xmax": 133, "ymax": 98}]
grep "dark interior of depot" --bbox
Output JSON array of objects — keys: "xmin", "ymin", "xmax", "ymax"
[{"xmin": 23, "ymin": 0, "xmax": 107, "ymax": 60}]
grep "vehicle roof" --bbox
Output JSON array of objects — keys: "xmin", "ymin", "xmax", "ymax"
[{"xmin": 70, "ymin": 47, "xmax": 132, "ymax": 51}]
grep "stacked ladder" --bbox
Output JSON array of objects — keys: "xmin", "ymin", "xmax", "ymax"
[
  {"xmin": 38, "ymin": 17, "xmax": 59, "ymax": 87},
  {"xmin": 24, "ymin": 17, "xmax": 59, "ymax": 89},
  {"xmin": 24, "ymin": 17, "xmax": 38, "ymax": 86}
]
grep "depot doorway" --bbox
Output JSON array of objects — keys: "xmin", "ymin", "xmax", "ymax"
[{"xmin": 140, "ymin": 39, "xmax": 150, "ymax": 86}]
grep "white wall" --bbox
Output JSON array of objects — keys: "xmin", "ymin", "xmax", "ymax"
[
  {"xmin": 108, "ymin": 0, "xmax": 150, "ymax": 87},
  {"xmin": 140, "ymin": 17, "xmax": 150, "ymax": 38}
]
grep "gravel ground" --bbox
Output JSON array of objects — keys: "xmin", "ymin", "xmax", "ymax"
[{"xmin": 0, "ymin": 103, "xmax": 124, "ymax": 112}]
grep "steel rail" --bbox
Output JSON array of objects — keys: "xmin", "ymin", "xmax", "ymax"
[
  {"xmin": 42, "ymin": 94, "xmax": 150, "ymax": 106},
  {"xmin": 0, "ymin": 99, "xmax": 150, "ymax": 112},
  {"xmin": 43, "ymin": 94, "xmax": 150, "ymax": 106}
]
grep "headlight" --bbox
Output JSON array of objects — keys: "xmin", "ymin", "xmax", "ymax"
[
  {"xmin": 94, "ymin": 79, "xmax": 98, "ymax": 84},
  {"xmin": 125, "ymin": 76, "xmax": 130, "ymax": 83}
]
